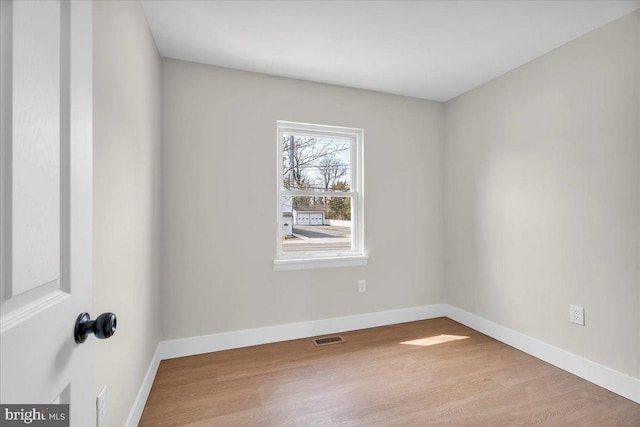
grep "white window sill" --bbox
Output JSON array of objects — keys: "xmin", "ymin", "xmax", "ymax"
[{"xmin": 273, "ymin": 255, "xmax": 368, "ymax": 271}]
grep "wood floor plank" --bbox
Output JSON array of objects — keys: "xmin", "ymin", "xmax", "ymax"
[{"xmin": 140, "ymin": 318, "xmax": 640, "ymax": 426}]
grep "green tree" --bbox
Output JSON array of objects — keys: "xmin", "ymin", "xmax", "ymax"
[{"xmin": 327, "ymin": 181, "xmax": 351, "ymax": 220}]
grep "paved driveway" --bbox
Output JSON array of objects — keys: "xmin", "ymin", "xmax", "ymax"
[
  {"xmin": 292, "ymin": 225, "xmax": 351, "ymax": 239},
  {"xmin": 283, "ymin": 224, "xmax": 351, "ymax": 251}
]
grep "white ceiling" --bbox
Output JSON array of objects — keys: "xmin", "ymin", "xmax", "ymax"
[{"xmin": 141, "ymin": 1, "xmax": 640, "ymax": 102}]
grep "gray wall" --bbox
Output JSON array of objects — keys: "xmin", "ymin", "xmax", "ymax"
[
  {"xmin": 444, "ymin": 11, "xmax": 640, "ymax": 378},
  {"xmin": 93, "ymin": 1, "xmax": 161, "ymax": 425},
  {"xmin": 160, "ymin": 59, "xmax": 445, "ymax": 340}
]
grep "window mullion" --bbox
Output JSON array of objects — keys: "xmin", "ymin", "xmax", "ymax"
[{"xmin": 282, "ymin": 190, "xmax": 356, "ymax": 198}]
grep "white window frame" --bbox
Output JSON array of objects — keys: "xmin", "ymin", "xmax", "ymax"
[{"xmin": 274, "ymin": 121, "xmax": 367, "ymax": 271}]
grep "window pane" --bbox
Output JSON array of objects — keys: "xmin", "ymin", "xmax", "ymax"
[
  {"xmin": 281, "ymin": 195, "xmax": 352, "ymax": 252},
  {"xmin": 282, "ymin": 134, "xmax": 351, "ymax": 192}
]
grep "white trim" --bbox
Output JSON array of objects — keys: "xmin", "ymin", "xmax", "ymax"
[
  {"xmin": 127, "ymin": 303, "xmax": 640, "ymax": 423},
  {"xmin": 125, "ymin": 346, "xmax": 162, "ymax": 427},
  {"xmin": 445, "ymin": 305, "xmax": 640, "ymax": 404},
  {"xmin": 273, "ymin": 255, "xmax": 368, "ymax": 271},
  {"xmin": 159, "ymin": 304, "xmax": 447, "ymax": 360}
]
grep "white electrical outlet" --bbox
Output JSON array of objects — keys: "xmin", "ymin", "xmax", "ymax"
[
  {"xmin": 570, "ymin": 305, "xmax": 584, "ymax": 326},
  {"xmin": 358, "ymin": 279, "xmax": 366, "ymax": 293},
  {"xmin": 96, "ymin": 386, "xmax": 107, "ymax": 426}
]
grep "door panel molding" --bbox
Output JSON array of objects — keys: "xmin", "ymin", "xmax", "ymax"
[
  {"xmin": 1, "ymin": 289, "xmax": 68, "ymax": 333},
  {"xmin": 0, "ymin": 0, "xmax": 13, "ymax": 304}
]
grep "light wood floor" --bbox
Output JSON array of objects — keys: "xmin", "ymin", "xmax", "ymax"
[{"xmin": 140, "ymin": 318, "xmax": 640, "ymax": 426}]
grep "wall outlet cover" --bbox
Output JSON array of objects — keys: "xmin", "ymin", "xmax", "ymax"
[
  {"xmin": 358, "ymin": 280, "xmax": 366, "ymax": 293},
  {"xmin": 570, "ymin": 305, "xmax": 584, "ymax": 326}
]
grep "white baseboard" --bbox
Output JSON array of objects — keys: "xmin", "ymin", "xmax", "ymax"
[
  {"xmin": 158, "ymin": 304, "xmax": 448, "ymax": 360},
  {"xmin": 125, "ymin": 346, "xmax": 162, "ymax": 427},
  {"xmin": 445, "ymin": 304, "xmax": 640, "ymax": 404},
  {"xmin": 126, "ymin": 303, "xmax": 640, "ymax": 425}
]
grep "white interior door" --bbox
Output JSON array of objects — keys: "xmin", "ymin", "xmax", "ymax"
[{"xmin": 0, "ymin": 1, "xmax": 93, "ymax": 425}]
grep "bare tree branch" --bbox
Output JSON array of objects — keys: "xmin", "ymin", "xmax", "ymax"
[
  {"xmin": 282, "ymin": 136, "xmax": 349, "ymax": 190},
  {"xmin": 316, "ymin": 155, "xmax": 348, "ymax": 191}
]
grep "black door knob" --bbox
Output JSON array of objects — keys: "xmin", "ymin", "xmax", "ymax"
[{"xmin": 74, "ymin": 312, "xmax": 117, "ymax": 344}]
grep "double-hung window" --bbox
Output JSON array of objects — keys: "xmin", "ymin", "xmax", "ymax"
[{"xmin": 274, "ymin": 121, "xmax": 367, "ymax": 271}]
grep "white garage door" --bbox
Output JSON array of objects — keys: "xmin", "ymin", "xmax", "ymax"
[
  {"xmin": 297, "ymin": 214, "xmax": 310, "ymax": 225},
  {"xmin": 310, "ymin": 214, "xmax": 323, "ymax": 225}
]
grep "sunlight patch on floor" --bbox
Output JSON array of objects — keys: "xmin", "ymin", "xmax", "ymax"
[{"xmin": 400, "ymin": 334, "xmax": 469, "ymax": 347}]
